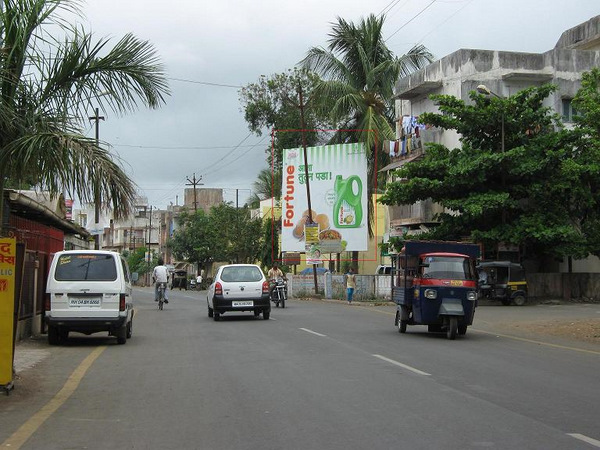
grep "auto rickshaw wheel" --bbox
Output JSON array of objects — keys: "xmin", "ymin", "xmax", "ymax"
[
  {"xmin": 513, "ymin": 295, "xmax": 526, "ymax": 306},
  {"xmin": 399, "ymin": 320, "xmax": 407, "ymax": 333},
  {"xmin": 447, "ymin": 316, "xmax": 458, "ymax": 340}
]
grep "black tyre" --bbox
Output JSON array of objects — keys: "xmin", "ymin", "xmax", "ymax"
[
  {"xmin": 158, "ymin": 300, "xmax": 163, "ymax": 310},
  {"xmin": 208, "ymin": 305, "xmax": 213, "ymax": 317},
  {"xmin": 399, "ymin": 320, "xmax": 407, "ymax": 333},
  {"xmin": 263, "ymin": 310, "xmax": 270, "ymax": 320},
  {"xmin": 513, "ymin": 295, "xmax": 526, "ymax": 306},
  {"xmin": 213, "ymin": 311, "xmax": 221, "ymax": 321},
  {"xmin": 126, "ymin": 320, "xmax": 133, "ymax": 339},
  {"xmin": 116, "ymin": 324, "xmax": 127, "ymax": 345},
  {"xmin": 458, "ymin": 324, "xmax": 468, "ymax": 336},
  {"xmin": 447, "ymin": 316, "xmax": 458, "ymax": 340},
  {"xmin": 48, "ymin": 325, "xmax": 59, "ymax": 345}
]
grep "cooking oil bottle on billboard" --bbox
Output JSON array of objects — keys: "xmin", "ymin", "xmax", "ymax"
[{"xmin": 333, "ymin": 175, "xmax": 363, "ymax": 228}]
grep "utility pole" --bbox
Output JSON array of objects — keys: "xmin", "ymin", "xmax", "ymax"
[
  {"xmin": 297, "ymin": 84, "xmax": 319, "ymax": 295},
  {"xmin": 89, "ymin": 108, "xmax": 104, "ymax": 250},
  {"xmin": 185, "ymin": 173, "xmax": 203, "ymax": 211}
]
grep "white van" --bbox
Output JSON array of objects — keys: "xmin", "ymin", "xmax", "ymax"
[{"xmin": 45, "ymin": 250, "xmax": 134, "ymax": 345}]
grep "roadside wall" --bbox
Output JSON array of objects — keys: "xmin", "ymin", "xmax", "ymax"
[{"xmin": 528, "ymin": 273, "xmax": 600, "ymax": 301}]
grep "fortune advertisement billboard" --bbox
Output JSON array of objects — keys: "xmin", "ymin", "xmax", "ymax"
[{"xmin": 281, "ymin": 143, "xmax": 368, "ymax": 259}]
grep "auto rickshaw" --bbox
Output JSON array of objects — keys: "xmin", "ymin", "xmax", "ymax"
[
  {"xmin": 392, "ymin": 240, "xmax": 480, "ymax": 340},
  {"xmin": 477, "ymin": 261, "xmax": 527, "ymax": 306},
  {"xmin": 171, "ymin": 270, "xmax": 188, "ymax": 290}
]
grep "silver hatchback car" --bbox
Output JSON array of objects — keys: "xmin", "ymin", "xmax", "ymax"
[{"xmin": 207, "ymin": 264, "xmax": 271, "ymax": 321}]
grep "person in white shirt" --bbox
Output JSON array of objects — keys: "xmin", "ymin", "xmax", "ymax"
[{"xmin": 152, "ymin": 258, "xmax": 169, "ymax": 303}]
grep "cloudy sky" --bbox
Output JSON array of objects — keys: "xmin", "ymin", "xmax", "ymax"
[{"xmin": 75, "ymin": 0, "xmax": 599, "ymax": 209}]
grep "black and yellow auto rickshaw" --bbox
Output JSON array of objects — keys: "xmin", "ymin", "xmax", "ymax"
[
  {"xmin": 477, "ymin": 261, "xmax": 528, "ymax": 306},
  {"xmin": 171, "ymin": 270, "xmax": 188, "ymax": 290}
]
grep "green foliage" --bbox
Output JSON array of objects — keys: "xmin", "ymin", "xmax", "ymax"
[
  {"xmin": 126, "ymin": 247, "xmax": 154, "ymax": 276},
  {"xmin": 301, "ymin": 13, "xmax": 433, "ymax": 237},
  {"xmin": 169, "ymin": 204, "xmax": 263, "ymax": 266},
  {"xmin": 239, "ymin": 68, "xmax": 332, "ymax": 201},
  {"xmin": 0, "ymin": 0, "xmax": 169, "ymax": 226},
  {"xmin": 381, "ymin": 81, "xmax": 600, "ymax": 261}
]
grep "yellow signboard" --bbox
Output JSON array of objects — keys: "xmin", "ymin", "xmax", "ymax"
[{"xmin": 0, "ymin": 238, "xmax": 16, "ymax": 387}]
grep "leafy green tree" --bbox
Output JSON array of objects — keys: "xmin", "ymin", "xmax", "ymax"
[
  {"xmin": 301, "ymin": 13, "xmax": 433, "ymax": 266},
  {"xmin": 0, "ymin": 0, "xmax": 169, "ymax": 227},
  {"xmin": 380, "ymin": 83, "xmax": 600, "ymax": 262},
  {"xmin": 169, "ymin": 204, "xmax": 263, "ymax": 267},
  {"xmin": 239, "ymin": 67, "xmax": 332, "ymax": 180},
  {"xmin": 126, "ymin": 246, "xmax": 154, "ymax": 277}
]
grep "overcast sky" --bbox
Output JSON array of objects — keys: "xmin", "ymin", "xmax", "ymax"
[{"xmin": 76, "ymin": 0, "xmax": 599, "ymax": 209}]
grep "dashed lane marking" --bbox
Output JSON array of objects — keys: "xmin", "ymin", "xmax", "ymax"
[
  {"xmin": 567, "ymin": 433, "xmax": 600, "ymax": 448},
  {"xmin": 299, "ymin": 328, "xmax": 327, "ymax": 337},
  {"xmin": 373, "ymin": 354, "xmax": 431, "ymax": 376}
]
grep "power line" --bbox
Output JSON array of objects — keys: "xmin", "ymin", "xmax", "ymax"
[
  {"xmin": 115, "ymin": 143, "xmax": 263, "ymax": 150},
  {"xmin": 169, "ymin": 77, "xmax": 242, "ymax": 89},
  {"xmin": 386, "ymin": 0, "xmax": 437, "ymax": 42},
  {"xmin": 415, "ymin": 0, "xmax": 476, "ymax": 46}
]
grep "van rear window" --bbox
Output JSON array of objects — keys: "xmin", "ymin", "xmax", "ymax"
[{"xmin": 54, "ymin": 254, "xmax": 118, "ymax": 281}]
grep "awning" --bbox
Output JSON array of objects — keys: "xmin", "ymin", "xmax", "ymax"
[{"xmin": 379, "ymin": 153, "xmax": 421, "ymax": 172}]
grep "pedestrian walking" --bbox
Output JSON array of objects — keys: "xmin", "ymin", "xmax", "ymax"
[{"xmin": 345, "ymin": 267, "xmax": 356, "ymax": 304}]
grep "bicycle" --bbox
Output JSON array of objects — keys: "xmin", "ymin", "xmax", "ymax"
[{"xmin": 157, "ymin": 282, "xmax": 167, "ymax": 310}]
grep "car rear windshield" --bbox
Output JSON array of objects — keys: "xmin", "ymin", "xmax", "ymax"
[
  {"xmin": 220, "ymin": 266, "xmax": 263, "ymax": 282},
  {"xmin": 54, "ymin": 254, "xmax": 118, "ymax": 281}
]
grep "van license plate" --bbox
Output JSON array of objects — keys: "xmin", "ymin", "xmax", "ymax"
[
  {"xmin": 232, "ymin": 301, "xmax": 253, "ymax": 307},
  {"xmin": 69, "ymin": 299, "xmax": 101, "ymax": 307}
]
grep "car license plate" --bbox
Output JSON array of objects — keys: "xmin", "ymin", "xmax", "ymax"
[
  {"xmin": 69, "ymin": 298, "xmax": 101, "ymax": 307},
  {"xmin": 232, "ymin": 301, "xmax": 253, "ymax": 307}
]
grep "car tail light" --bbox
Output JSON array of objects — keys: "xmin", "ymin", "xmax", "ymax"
[
  {"xmin": 45, "ymin": 294, "xmax": 51, "ymax": 311},
  {"xmin": 262, "ymin": 281, "xmax": 269, "ymax": 293},
  {"xmin": 119, "ymin": 294, "xmax": 126, "ymax": 311},
  {"xmin": 215, "ymin": 282, "xmax": 223, "ymax": 295}
]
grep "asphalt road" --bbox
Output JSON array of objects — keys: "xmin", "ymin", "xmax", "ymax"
[{"xmin": 2, "ymin": 288, "xmax": 599, "ymax": 450}]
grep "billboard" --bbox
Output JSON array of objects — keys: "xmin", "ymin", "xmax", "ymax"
[{"xmin": 281, "ymin": 143, "xmax": 368, "ymax": 256}]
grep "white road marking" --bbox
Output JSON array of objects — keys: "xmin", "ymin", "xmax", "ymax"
[
  {"xmin": 299, "ymin": 328, "xmax": 327, "ymax": 337},
  {"xmin": 372, "ymin": 354, "xmax": 431, "ymax": 376},
  {"xmin": 567, "ymin": 433, "xmax": 600, "ymax": 448}
]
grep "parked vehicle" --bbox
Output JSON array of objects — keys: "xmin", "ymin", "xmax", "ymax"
[
  {"xmin": 299, "ymin": 267, "xmax": 329, "ymax": 275},
  {"xmin": 45, "ymin": 250, "xmax": 134, "ymax": 345},
  {"xmin": 392, "ymin": 241, "xmax": 480, "ymax": 340},
  {"xmin": 189, "ymin": 278, "xmax": 197, "ymax": 290},
  {"xmin": 477, "ymin": 261, "xmax": 528, "ymax": 306},
  {"xmin": 271, "ymin": 276, "xmax": 287, "ymax": 308},
  {"xmin": 171, "ymin": 270, "xmax": 188, "ymax": 290},
  {"xmin": 207, "ymin": 264, "xmax": 271, "ymax": 320},
  {"xmin": 375, "ymin": 265, "xmax": 392, "ymax": 275}
]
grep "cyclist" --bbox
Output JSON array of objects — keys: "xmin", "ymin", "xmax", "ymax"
[{"xmin": 152, "ymin": 258, "xmax": 169, "ymax": 304}]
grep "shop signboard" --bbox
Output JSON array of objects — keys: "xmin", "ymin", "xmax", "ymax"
[
  {"xmin": 281, "ymin": 143, "xmax": 368, "ymax": 259},
  {"xmin": 0, "ymin": 238, "xmax": 16, "ymax": 388}
]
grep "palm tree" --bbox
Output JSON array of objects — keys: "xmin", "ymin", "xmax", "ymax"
[
  {"xmin": 301, "ymin": 13, "xmax": 433, "ymax": 241},
  {"xmin": 0, "ymin": 0, "xmax": 170, "ymax": 228}
]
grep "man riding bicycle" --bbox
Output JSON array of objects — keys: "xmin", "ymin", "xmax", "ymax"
[{"xmin": 152, "ymin": 258, "xmax": 170, "ymax": 303}]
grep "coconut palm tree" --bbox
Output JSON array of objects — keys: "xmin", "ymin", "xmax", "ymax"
[
  {"xmin": 301, "ymin": 13, "xmax": 433, "ymax": 239},
  {"xmin": 0, "ymin": 0, "xmax": 170, "ymax": 228}
]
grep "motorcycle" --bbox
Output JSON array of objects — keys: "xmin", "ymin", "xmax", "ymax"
[{"xmin": 270, "ymin": 277, "xmax": 287, "ymax": 308}]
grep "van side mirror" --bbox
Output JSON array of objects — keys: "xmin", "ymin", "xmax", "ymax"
[{"xmin": 132, "ymin": 272, "xmax": 139, "ymax": 282}]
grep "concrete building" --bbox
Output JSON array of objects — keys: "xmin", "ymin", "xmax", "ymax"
[
  {"xmin": 387, "ymin": 15, "xmax": 600, "ymax": 271},
  {"xmin": 183, "ymin": 188, "xmax": 223, "ymax": 213}
]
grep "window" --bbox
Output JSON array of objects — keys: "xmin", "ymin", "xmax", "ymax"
[
  {"xmin": 421, "ymin": 256, "xmax": 475, "ymax": 280},
  {"xmin": 55, "ymin": 254, "xmax": 118, "ymax": 281},
  {"xmin": 562, "ymin": 98, "xmax": 578, "ymax": 122}
]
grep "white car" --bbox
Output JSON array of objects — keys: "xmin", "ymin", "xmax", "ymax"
[
  {"xmin": 45, "ymin": 250, "xmax": 134, "ymax": 345},
  {"xmin": 207, "ymin": 264, "xmax": 271, "ymax": 321}
]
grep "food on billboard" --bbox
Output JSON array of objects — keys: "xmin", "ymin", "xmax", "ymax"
[
  {"xmin": 293, "ymin": 209, "xmax": 318, "ymax": 239},
  {"xmin": 315, "ymin": 213, "xmax": 330, "ymax": 230},
  {"xmin": 319, "ymin": 229, "xmax": 341, "ymax": 240}
]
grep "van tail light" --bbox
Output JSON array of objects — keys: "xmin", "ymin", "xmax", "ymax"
[
  {"xmin": 119, "ymin": 294, "xmax": 126, "ymax": 311},
  {"xmin": 45, "ymin": 294, "xmax": 51, "ymax": 311},
  {"xmin": 215, "ymin": 282, "xmax": 223, "ymax": 296},
  {"xmin": 262, "ymin": 281, "xmax": 269, "ymax": 294}
]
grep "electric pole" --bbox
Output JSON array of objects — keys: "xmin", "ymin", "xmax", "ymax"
[
  {"xmin": 89, "ymin": 108, "xmax": 105, "ymax": 250},
  {"xmin": 185, "ymin": 173, "xmax": 203, "ymax": 211}
]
